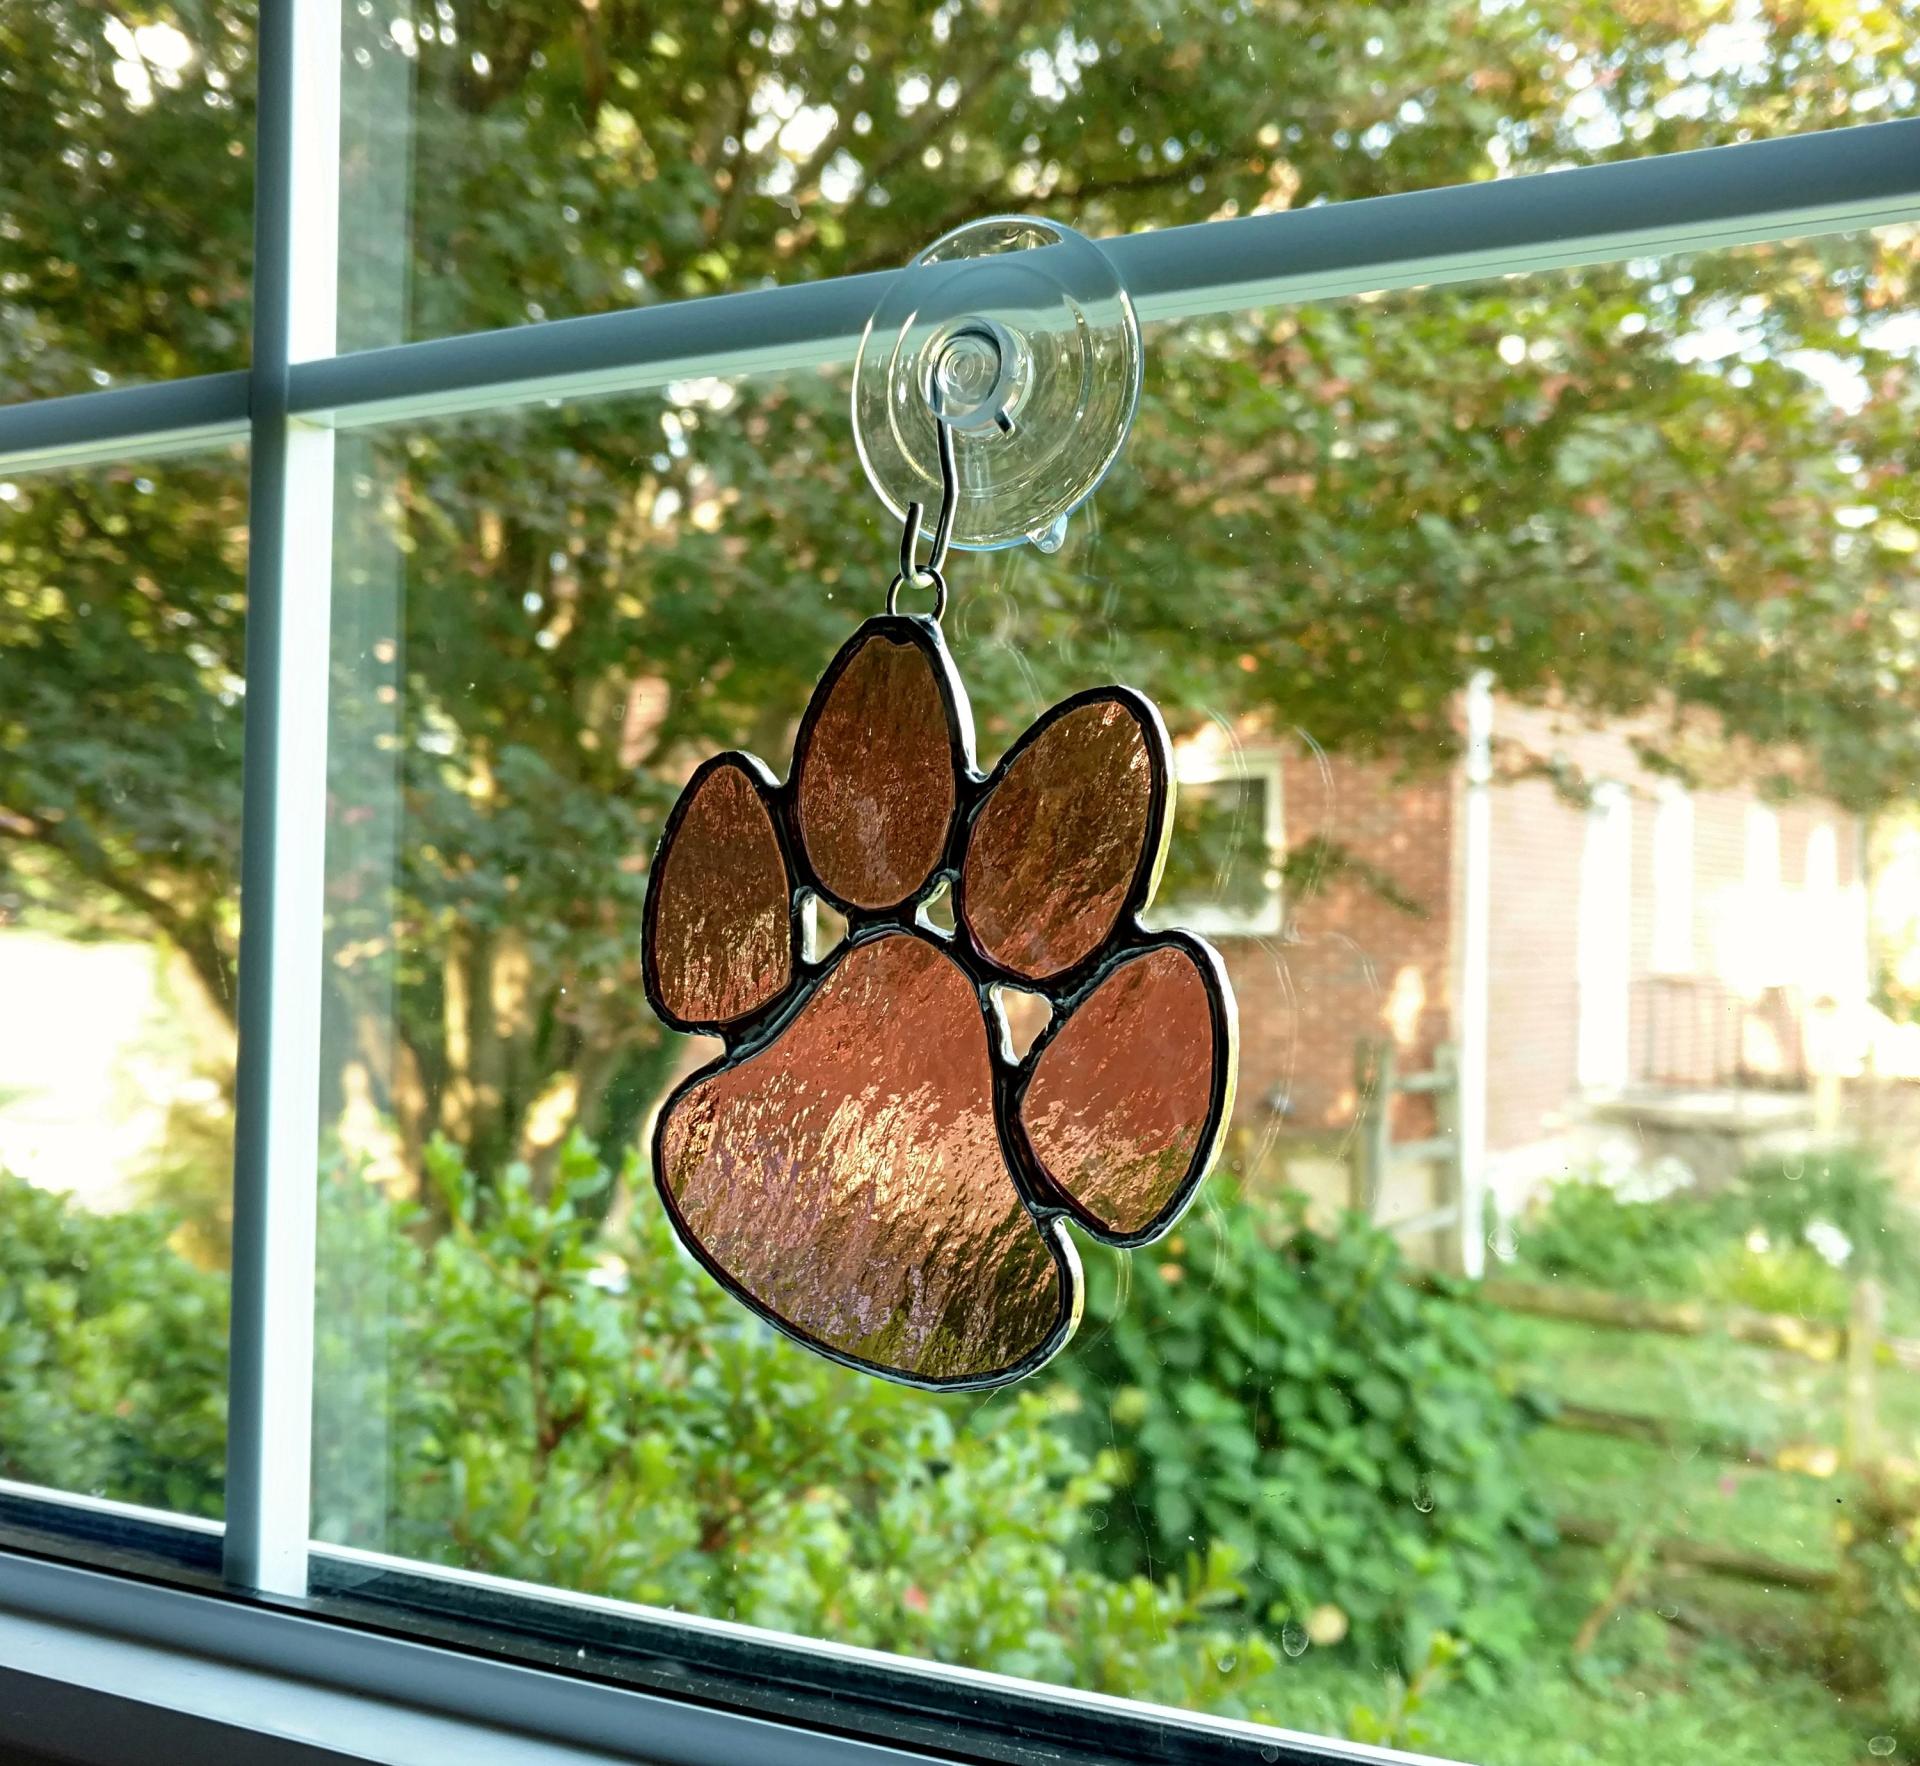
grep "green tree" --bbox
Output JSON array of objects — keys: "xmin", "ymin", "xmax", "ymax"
[{"xmin": 4, "ymin": 0, "xmax": 1917, "ymax": 1179}]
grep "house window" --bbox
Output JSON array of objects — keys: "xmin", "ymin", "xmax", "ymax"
[
  {"xmin": 3, "ymin": 8, "xmax": 1918, "ymax": 1762},
  {"xmin": 1148, "ymin": 752, "xmax": 1285, "ymax": 936},
  {"xmin": 1650, "ymin": 780, "xmax": 1696, "ymax": 974}
]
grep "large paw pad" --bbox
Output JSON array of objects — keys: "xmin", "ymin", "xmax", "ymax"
[{"xmin": 644, "ymin": 615, "xmax": 1237, "ymax": 1389}]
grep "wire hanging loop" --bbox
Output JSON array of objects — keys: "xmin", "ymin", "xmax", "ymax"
[{"xmin": 886, "ymin": 321, "xmax": 1013, "ymax": 621}]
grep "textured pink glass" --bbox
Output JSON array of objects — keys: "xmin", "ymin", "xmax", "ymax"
[
  {"xmin": 650, "ymin": 761, "xmax": 791, "ymax": 1025},
  {"xmin": 964, "ymin": 699, "xmax": 1152, "ymax": 979},
  {"xmin": 1022, "ymin": 946, "xmax": 1216, "ymax": 1236},
  {"xmin": 658, "ymin": 932, "xmax": 1066, "ymax": 1381},
  {"xmin": 797, "ymin": 632, "xmax": 955, "ymax": 909}
]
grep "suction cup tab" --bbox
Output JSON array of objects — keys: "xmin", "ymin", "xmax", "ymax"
[{"xmin": 853, "ymin": 216, "xmax": 1142, "ymax": 554}]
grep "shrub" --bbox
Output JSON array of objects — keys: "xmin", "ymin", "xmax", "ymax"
[
  {"xmin": 1514, "ymin": 1149, "xmax": 1920, "ymax": 1322},
  {"xmin": 1739, "ymin": 1149, "xmax": 1920, "ymax": 1293},
  {"xmin": 1053, "ymin": 1187, "xmax": 1552, "ymax": 1682},
  {"xmin": 311, "ymin": 1135, "xmax": 1277, "ymax": 1713},
  {"xmin": 1693, "ymin": 1238, "xmax": 1851, "ymax": 1320},
  {"xmin": 0, "ymin": 1172, "xmax": 227, "ymax": 1517},
  {"xmin": 1512, "ymin": 1176, "xmax": 1721, "ymax": 1296}
]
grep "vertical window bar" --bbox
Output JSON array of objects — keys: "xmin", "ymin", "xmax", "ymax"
[
  {"xmin": 225, "ymin": 0, "xmax": 342, "ymax": 1597},
  {"xmin": 1457, "ymin": 670, "xmax": 1493, "ymax": 1279}
]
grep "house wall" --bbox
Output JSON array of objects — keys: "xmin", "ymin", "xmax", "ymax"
[
  {"xmin": 1192, "ymin": 701, "xmax": 1866, "ymax": 1207},
  {"xmin": 1213, "ymin": 749, "xmax": 1455, "ymax": 1155},
  {"xmin": 1482, "ymin": 700, "xmax": 1863, "ymax": 1171}
]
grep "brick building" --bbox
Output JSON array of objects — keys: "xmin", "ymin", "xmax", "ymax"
[{"xmin": 1158, "ymin": 681, "xmax": 1870, "ymax": 1258}]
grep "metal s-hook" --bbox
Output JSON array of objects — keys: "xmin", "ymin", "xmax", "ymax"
[
  {"xmin": 887, "ymin": 407, "xmax": 956, "ymax": 620},
  {"xmin": 886, "ymin": 321, "xmax": 1016, "ymax": 622}
]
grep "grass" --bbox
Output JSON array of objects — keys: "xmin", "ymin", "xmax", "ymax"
[
  {"xmin": 1245, "ymin": 1572, "xmax": 1877, "ymax": 1765},
  {"xmin": 1231, "ymin": 1307, "xmax": 1920, "ymax": 1763}
]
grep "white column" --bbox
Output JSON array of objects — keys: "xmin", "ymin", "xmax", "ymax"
[
  {"xmin": 224, "ymin": 0, "xmax": 341, "ymax": 1597},
  {"xmin": 1458, "ymin": 671, "xmax": 1493, "ymax": 1278}
]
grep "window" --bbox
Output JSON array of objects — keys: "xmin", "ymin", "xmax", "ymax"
[
  {"xmin": 0, "ymin": 447, "xmax": 246, "ymax": 1519},
  {"xmin": 4, "ymin": 7, "xmax": 1920, "ymax": 1764},
  {"xmin": 1150, "ymin": 749, "xmax": 1286, "ymax": 937},
  {"xmin": 0, "ymin": 5, "xmax": 254, "ymax": 400}
]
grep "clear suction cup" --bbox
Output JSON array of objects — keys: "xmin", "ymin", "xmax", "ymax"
[{"xmin": 852, "ymin": 216, "xmax": 1142, "ymax": 554}]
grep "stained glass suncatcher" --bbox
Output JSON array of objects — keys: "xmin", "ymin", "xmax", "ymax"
[{"xmin": 643, "ymin": 614, "xmax": 1239, "ymax": 1389}]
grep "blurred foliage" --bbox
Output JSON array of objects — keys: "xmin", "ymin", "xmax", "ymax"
[
  {"xmin": 6, "ymin": 0, "xmax": 1920, "ymax": 1178},
  {"xmin": 1513, "ymin": 1174, "xmax": 1727, "ymax": 1293},
  {"xmin": 1055, "ymin": 1187, "xmax": 1552, "ymax": 1679},
  {"xmin": 0, "ymin": 1172, "xmax": 227, "ymax": 1517},
  {"xmin": 1834, "ymin": 1466, "xmax": 1920, "ymax": 1744},
  {"xmin": 6, "ymin": 3, "xmax": 1920, "ymax": 1750},
  {"xmin": 1513, "ymin": 1147, "xmax": 1920, "ymax": 1320},
  {"xmin": 312, "ymin": 1133, "xmax": 1278, "ymax": 1710}
]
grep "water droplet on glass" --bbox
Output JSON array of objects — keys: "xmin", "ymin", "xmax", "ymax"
[
  {"xmin": 1413, "ymin": 1477, "xmax": 1435, "ymax": 1513},
  {"xmin": 1486, "ymin": 1222, "xmax": 1519, "ymax": 1259},
  {"xmin": 1656, "ymin": 1604, "xmax": 1679, "ymax": 1620},
  {"xmin": 1869, "ymin": 1738, "xmax": 1895, "ymax": 1758},
  {"xmin": 1029, "ymin": 512, "xmax": 1070, "ymax": 553},
  {"xmin": 1086, "ymin": 1506, "xmax": 1108, "ymax": 1531},
  {"xmin": 1281, "ymin": 1622, "xmax": 1310, "ymax": 1658},
  {"xmin": 1214, "ymin": 1650, "xmax": 1237, "ymax": 1674},
  {"xmin": 1261, "ymin": 1750, "xmax": 1281, "ymax": 1765}
]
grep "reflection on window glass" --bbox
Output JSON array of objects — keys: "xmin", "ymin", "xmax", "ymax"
[
  {"xmin": 0, "ymin": 450, "xmax": 245, "ymax": 1518},
  {"xmin": 336, "ymin": 0, "xmax": 1911, "ymax": 346},
  {"xmin": 309, "ymin": 223, "xmax": 1920, "ymax": 1765},
  {"xmin": 0, "ymin": 5, "xmax": 253, "ymax": 401}
]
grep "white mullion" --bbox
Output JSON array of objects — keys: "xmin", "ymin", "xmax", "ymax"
[{"xmin": 223, "ymin": 0, "xmax": 342, "ymax": 1599}]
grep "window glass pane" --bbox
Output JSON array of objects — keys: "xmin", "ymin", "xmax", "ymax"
[
  {"xmin": 334, "ymin": 0, "xmax": 1915, "ymax": 348},
  {"xmin": 0, "ymin": 447, "xmax": 245, "ymax": 1520},
  {"xmin": 0, "ymin": 6, "xmax": 253, "ymax": 402},
  {"xmin": 313, "ymin": 220, "xmax": 1918, "ymax": 1763}
]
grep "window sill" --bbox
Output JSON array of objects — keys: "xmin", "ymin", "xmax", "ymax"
[{"xmin": 0, "ymin": 1540, "xmax": 1421, "ymax": 1766}]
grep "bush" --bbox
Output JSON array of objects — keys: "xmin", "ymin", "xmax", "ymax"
[
  {"xmin": 0, "ymin": 1172, "xmax": 227, "ymax": 1517},
  {"xmin": 1053, "ymin": 1188, "xmax": 1551, "ymax": 1681},
  {"xmin": 1739, "ymin": 1150, "xmax": 1920, "ymax": 1292},
  {"xmin": 1514, "ymin": 1148, "xmax": 1920, "ymax": 1323},
  {"xmin": 1693, "ymin": 1238, "xmax": 1851, "ymax": 1320},
  {"xmin": 311, "ymin": 1135, "xmax": 1276, "ymax": 1712},
  {"xmin": 1511, "ymin": 1176, "xmax": 1721, "ymax": 1295}
]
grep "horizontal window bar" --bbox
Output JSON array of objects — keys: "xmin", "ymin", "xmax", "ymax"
[
  {"xmin": 292, "ymin": 115, "xmax": 1920, "ymax": 427},
  {"xmin": 2, "ymin": 117, "xmax": 1915, "ymax": 469},
  {"xmin": 1114, "ymin": 112, "xmax": 1920, "ymax": 321},
  {"xmin": 0, "ymin": 371, "xmax": 251, "ymax": 474}
]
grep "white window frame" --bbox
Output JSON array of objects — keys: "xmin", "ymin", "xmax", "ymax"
[
  {"xmin": 1155, "ymin": 748, "xmax": 1286, "ymax": 937},
  {"xmin": 3, "ymin": 5, "xmax": 1919, "ymax": 1750}
]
